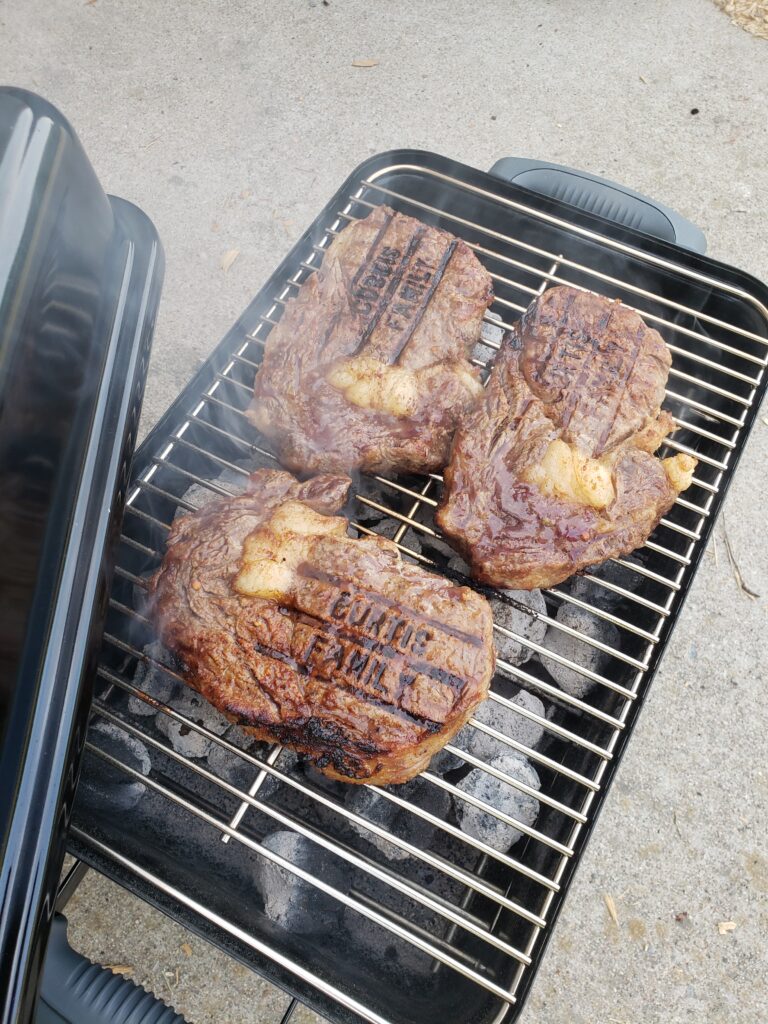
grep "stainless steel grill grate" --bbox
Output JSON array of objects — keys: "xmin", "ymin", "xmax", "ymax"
[{"xmin": 71, "ymin": 158, "xmax": 768, "ymax": 1024}]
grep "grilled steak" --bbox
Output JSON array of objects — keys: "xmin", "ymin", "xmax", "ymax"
[
  {"xmin": 248, "ymin": 205, "xmax": 493, "ymax": 476},
  {"xmin": 152, "ymin": 469, "xmax": 495, "ymax": 784},
  {"xmin": 436, "ymin": 286, "xmax": 697, "ymax": 590}
]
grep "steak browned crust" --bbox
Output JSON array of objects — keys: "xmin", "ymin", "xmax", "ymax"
[
  {"xmin": 152, "ymin": 469, "xmax": 495, "ymax": 785},
  {"xmin": 248, "ymin": 205, "xmax": 493, "ymax": 476},
  {"xmin": 436, "ymin": 287, "xmax": 697, "ymax": 590}
]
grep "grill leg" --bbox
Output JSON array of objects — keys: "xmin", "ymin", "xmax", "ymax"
[
  {"xmin": 279, "ymin": 999, "xmax": 298, "ymax": 1024},
  {"xmin": 55, "ymin": 860, "xmax": 89, "ymax": 913}
]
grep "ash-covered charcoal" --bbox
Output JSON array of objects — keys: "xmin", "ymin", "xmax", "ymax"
[
  {"xmin": 206, "ymin": 728, "xmax": 261, "ymax": 791},
  {"xmin": 418, "ymin": 533, "xmax": 458, "ymax": 564},
  {"xmin": 457, "ymin": 690, "xmax": 546, "ymax": 760},
  {"xmin": 538, "ymin": 602, "xmax": 621, "ymax": 699},
  {"xmin": 352, "ymin": 491, "xmax": 390, "ymax": 529},
  {"xmin": 255, "ymin": 830, "xmax": 346, "ymax": 935},
  {"xmin": 155, "ymin": 687, "xmax": 230, "ymax": 759},
  {"xmin": 174, "ymin": 465, "xmax": 252, "ymax": 520},
  {"xmin": 369, "ymin": 515, "xmax": 402, "ymax": 540},
  {"xmin": 428, "ymin": 746, "xmax": 464, "ymax": 774},
  {"xmin": 455, "ymin": 751, "xmax": 540, "ymax": 852},
  {"xmin": 569, "ymin": 559, "xmax": 639, "ymax": 610},
  {"xmin": 256, "ymin": 748, "xmax": 301, "ymax": 802},
  {"xmin": 432, "ymin": 689, "xmax": 546, "ymax": 773},
  {"xmin": 475, "ymin": 317, "xmax": 504, "ymax": 362},
  {"xmin": 127, "ymin": 641, "xmax": 181, "ymax": 717},
  {"xmin": 447, "ymin": 554, "xmax": 471, "ymax": 577},
  {"xmin": 77, "ymin": 721, "xmax": 151, "ymax": 813},
  {"xmin": 398, "ymin": 527, "xmax": 423, "ymax": 560},
  {"xmin": 345, "ymin": 778, "xmax": 452, "ymax": 861},
  {"xmin": 491, "ymin": 589, "xmax": 548, "ymax": 666}
]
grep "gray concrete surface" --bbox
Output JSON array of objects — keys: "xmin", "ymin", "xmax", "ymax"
[{"xmin": 3, "ymin": 1, "xmax": 767, "ymax": 1021}]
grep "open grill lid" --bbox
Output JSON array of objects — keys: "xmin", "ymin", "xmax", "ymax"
[{"xmin": 0, "ymin": 88, "xmax": 163, "ymax": 1024}]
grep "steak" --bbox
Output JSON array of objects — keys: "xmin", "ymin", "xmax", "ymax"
[
  {"xmin": 248, "ymin": 205, "xmax": 493, "ymax": 476},
  {"xmin": 151, "ymin": 469, "xmax": 495, "ymax": 785},
  {"xmin": 436, "ymin": 286, "xmax": 697, "ymax": 590}
]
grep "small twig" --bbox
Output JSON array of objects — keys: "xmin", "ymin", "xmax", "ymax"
[
  {"xmin": 604, "ymin": 893, "xmax": 620, "ymax": 928},
  {"xmin": 162, "ymin": 967, "xmax": 179, "ymax": 996},
  {"xmin": 104, "ymin": 964, "xmax": 133, "ymax": 975},
  {"xmin": 721, "ymin": 514, "xmax": 760, "ymax": 600},
  {"xmin": 712, "ymin": 533, "xmax": 719, "ymax": 568},
  {"xmin": 672, "ymin": 809, "xmax": 682, "ymax": 840}
]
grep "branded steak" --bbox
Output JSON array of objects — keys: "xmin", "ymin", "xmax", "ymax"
[
  {"xmin": 436, "ymin": 286, "xmax": 697, "ymax": 590},
  {"xmin": 151, "ymin": 469, "xmax": 495, "ymax": 784},
  {"xmin": 248, "ymin": 205, "xmax": 493, "ymax": 475}
]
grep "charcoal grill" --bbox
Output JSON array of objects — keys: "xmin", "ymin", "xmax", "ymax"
[{"xmin": 63, "ymin": 150, "xmax": 768, "ymax": 1024}]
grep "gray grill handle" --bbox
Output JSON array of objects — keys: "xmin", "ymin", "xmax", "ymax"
[
  {"xmin": 35, "ymin": 915, "xmax": 186, "ymax": 1024},
  {"xmin": 489, "ymin": 157, "xmax": 706, "ymax": 254}
]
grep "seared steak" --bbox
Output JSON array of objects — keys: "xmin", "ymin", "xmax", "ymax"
[
  {"xmin": 436, "ymin": 287, "xmax": 697, "ymax": 590},
  {"xmin": 152, "ymin": 469, "xmax": 495, "ymax": 784},
  {"xmin": 248, "ymin": 205, "xmax": 492, "ymax": 476}
]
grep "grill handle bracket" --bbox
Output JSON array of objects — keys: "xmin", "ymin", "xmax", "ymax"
[
  {"xmin": 489, "ymin": 157, "xmax": 706, "ymax": 253},
  {"xmin": 34, "ymin": 916, "xmax": 186, "ymax": 1024}
]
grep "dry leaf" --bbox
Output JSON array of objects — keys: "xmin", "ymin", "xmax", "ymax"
[
  {"xmin": 351, "ymin": 59, "xmax": 378, "ymax": 68},
  {"xmin": 604, "ymin": 893, "xmax": 620, "ymax": 928},
  {"xmin": 713, "ymin": 0, "xmax": 768, "ymax": 41},
  {"xmin": 718, "ymin": 920, "xmax": 737, "ymax": 934},
  {"xmin": 163, "ymin": 967, "xmax": 180, "ymax": 992},
  {"xmin": 220, "ymin": 249, "xmax": 240, "ymax": 272},
  {"xmin": 181, "ymin": 942, "xmax": 192, "ymax": 957},
  {"xmin": 105, "ymin": 964, "xmax": 133, "ymax": 975}
]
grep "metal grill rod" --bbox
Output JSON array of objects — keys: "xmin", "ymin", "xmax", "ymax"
[
  {"xmin": 356, "ymin": 172, "xmax": 768, "ymax": 345},
  {"xmin": 484, "ymin": 282, "xmax": 762, "ymax": 388},
  {"xmin": 85, "ymin": 743, "xmax": 532, "ymax": 1002},
  {"xmin": 99, "ymin": 662, "xmax": 573, "ymax": 871},
  {"xmin": 128, "ymin": 456, "xmax": 647, "ymax": 694},
  {"xmin": 475, "ymin": 258, "xmax": 767, "ymax": 370},
  {"xmin": 239, "ymin": 318, "xmax": 741, "ymax": 485},
  {"xmin": 104, "ymin": 587, "xmax": 616, "ymax": 759},
  {"xmin": 90, "ymin": 704, "xmax": 541, "ymax": 961},
  {"xmin": 68, "ymin": 826, "xmax": 396, "ymax": 1024},
  {"xmin": 191, "ymin": 378, "xmax": 704, "ymax": 585}
]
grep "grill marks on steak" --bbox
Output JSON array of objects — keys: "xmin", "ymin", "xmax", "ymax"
[
  {"xmin": 152, "ymin": 469, "xmax": 494, "ymax": 784},
  {"xmin": 436, "ymin": 287, "xmax": 697, "ymax": 590},
  {"xmin": 248, "ymin": 205, "xmax": 493, "ymax": 475}
]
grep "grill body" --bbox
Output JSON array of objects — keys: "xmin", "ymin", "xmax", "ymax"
[{"xmin": 69, "ymin": 151, "xmax": 768, "ymax": 1024}]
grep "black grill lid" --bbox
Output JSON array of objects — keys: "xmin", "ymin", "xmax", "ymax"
[{"xmin": 0, "ymin": 88, "xmax": 163, "ymax": 1024}]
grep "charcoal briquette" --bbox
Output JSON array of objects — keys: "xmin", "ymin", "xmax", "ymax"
[
  {"xmin": 345, "ymin": 777, "xmax": 452, "ymax": 860},
  {"xmin": 255, "ymin": 830, "xmax": 346, "ymax": 934},
  {"xmin": 458, "ymin": 689, "xmax": 546, "ymax": 760},
  {"xmin": 570, "ymin": 559, "xmax": 639, "ymax": 610},
  {"xmin": 538, "ymin": 602, "xmax": 621, "ymax": 699},
  {"xmin": 77, "ymin": 721, "xmax": 151, "ymax": 812},
  {"xmin": 491, "ymin": 588, "xmax": 547, "ymax": 666},
  {"xmin": 455, "ymin": 751, "xmax": 540, "ymax": 852},
  {"xmin": 155, "ymin": 686, "xmax": 230, "ymax": 758},
  {"xmin": 127, "ymin": 641, "xmax": 181, "ymax": 717}
]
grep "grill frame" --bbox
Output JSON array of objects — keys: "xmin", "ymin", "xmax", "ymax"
[{"xmin": 69, "ymin": 150, "xmax": 768, "ymax": 1024}]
